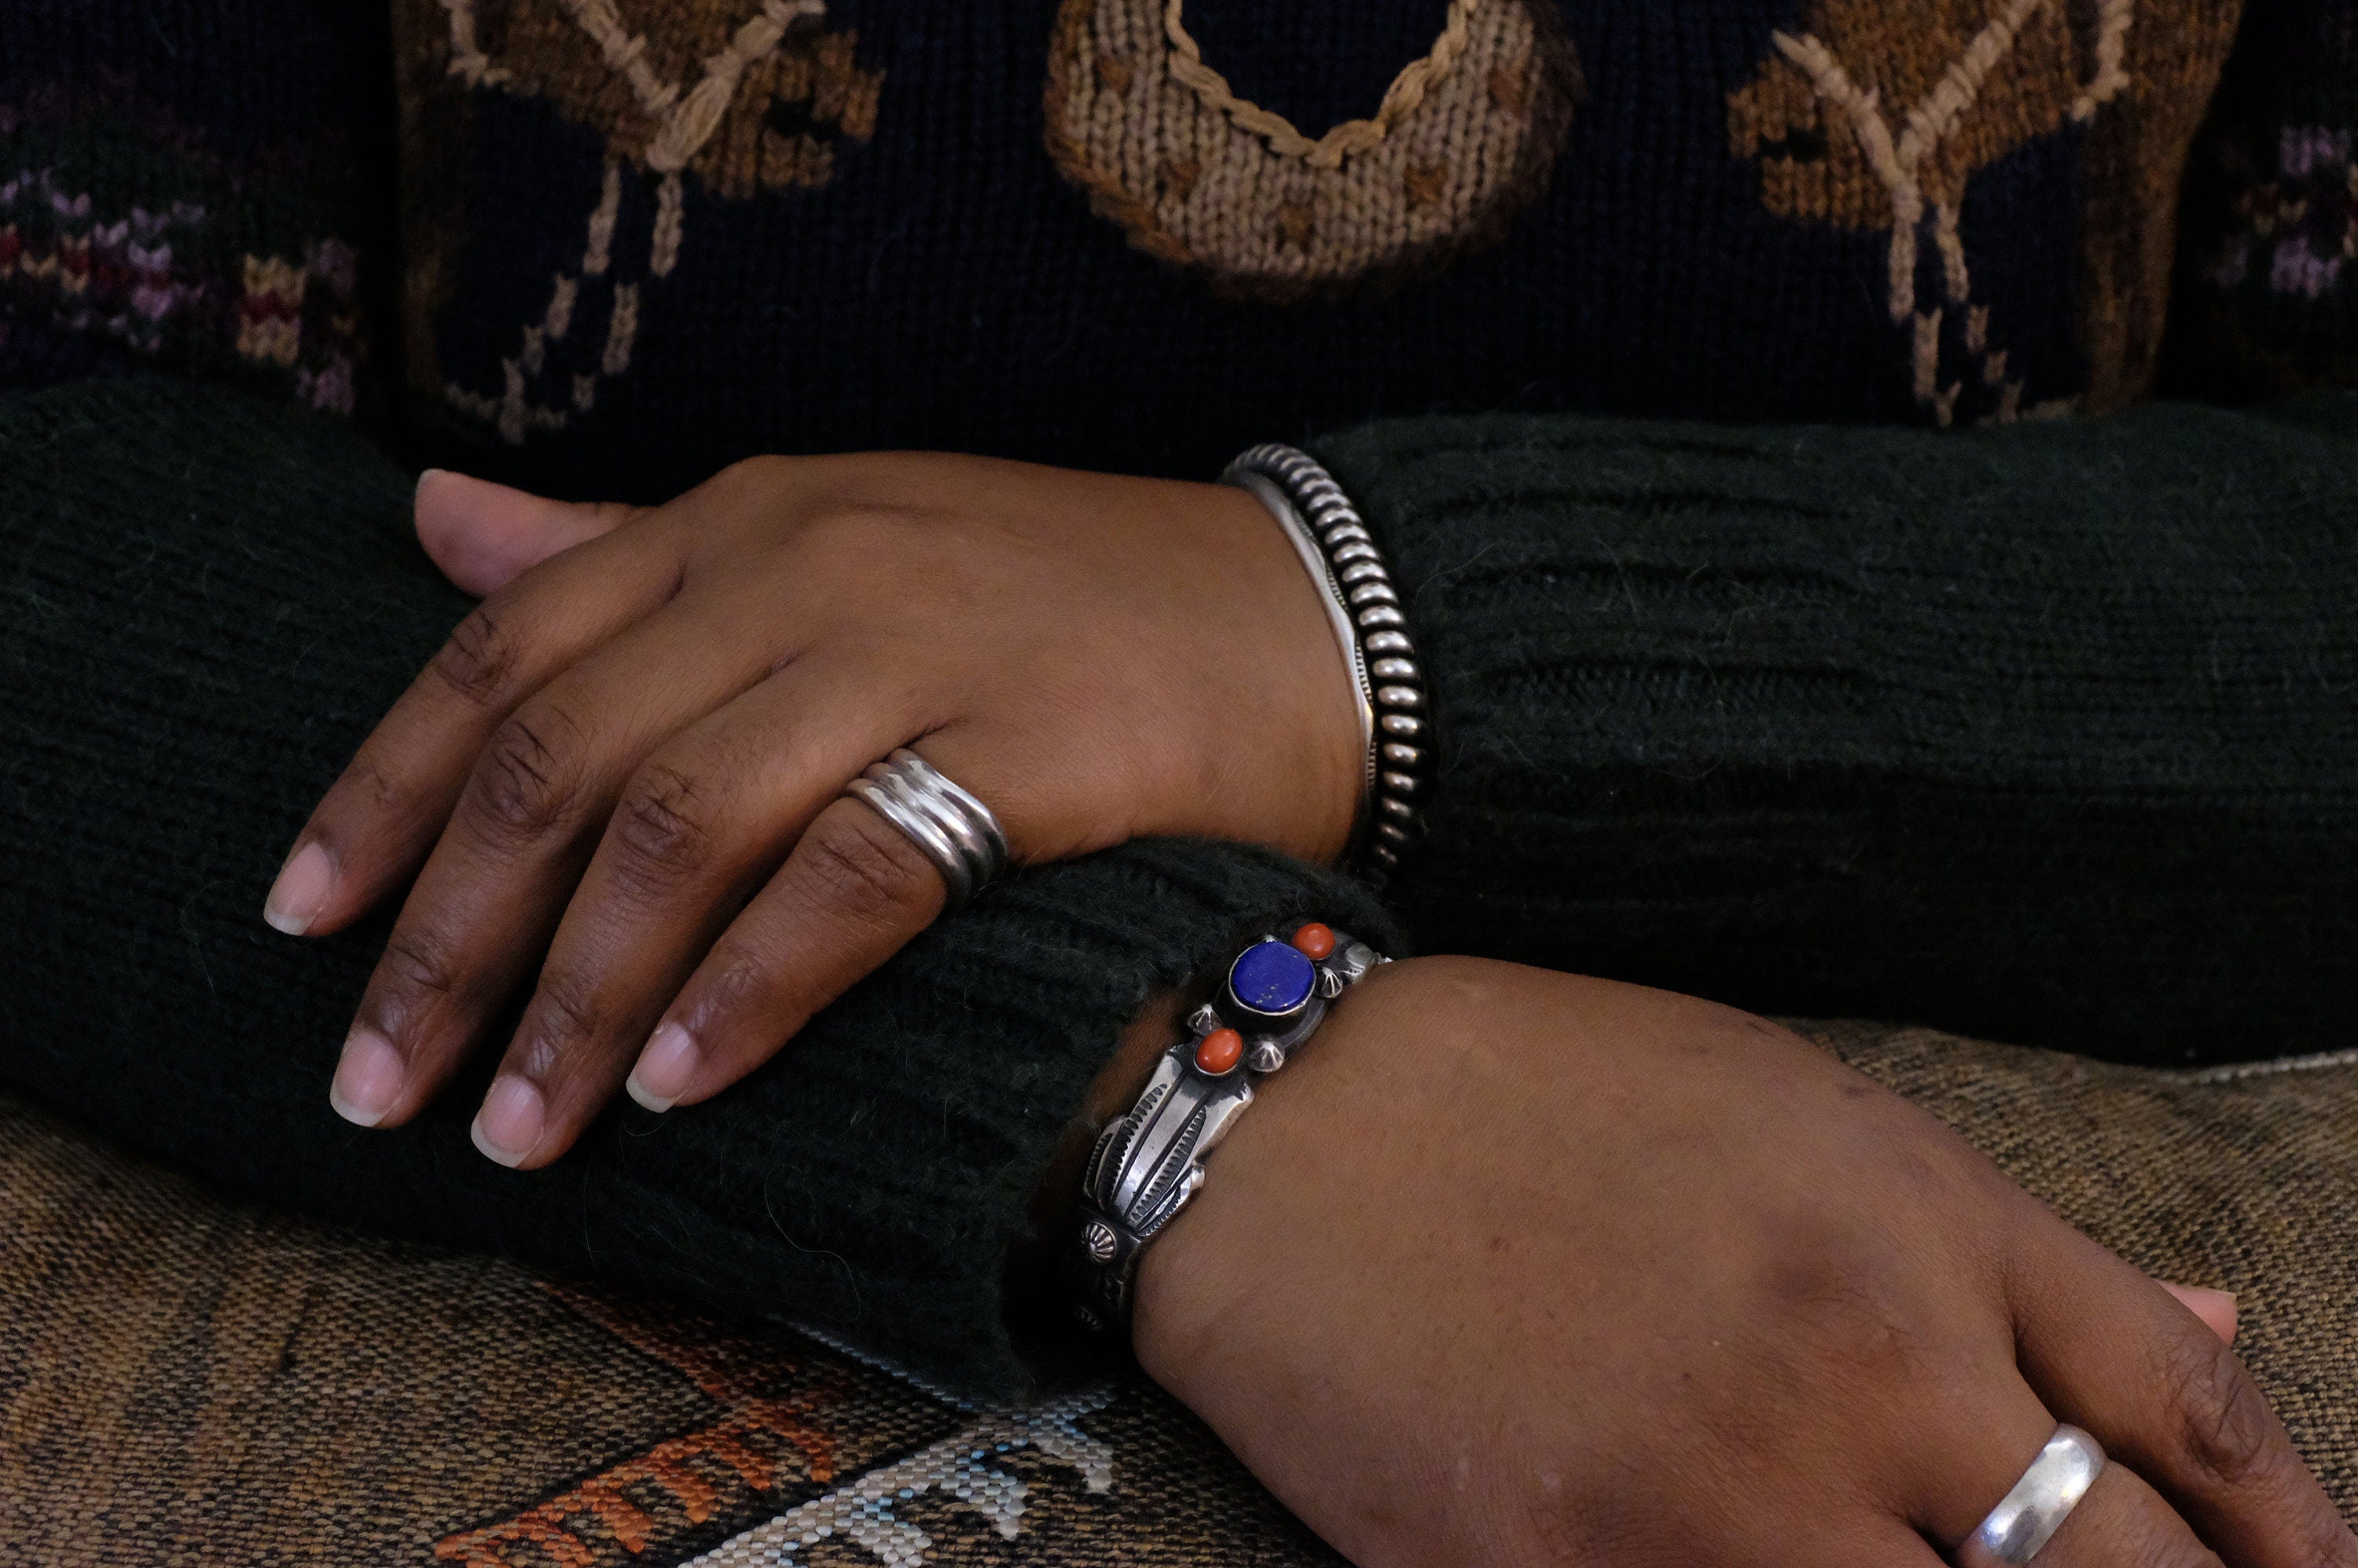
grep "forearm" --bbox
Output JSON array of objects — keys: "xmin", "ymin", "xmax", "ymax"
[
  {"xmin": 1313, "ymin": 398, "xmax": 2358, "ymax": 1062},
  {"xmin": 0, "ymin": 377, "xmax": 1396, "ymax": 1400}
]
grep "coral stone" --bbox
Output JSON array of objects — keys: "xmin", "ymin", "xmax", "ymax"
[
  {"xmin": 1228, "ymin": 939, "xmax": 1316, "ymax": 1018},
  {"xmin": 1194, "ymin": 1027, "xmax": 1243, "ymax": 1075},
  {"xmin": 1290, "ymin": 922, "xmax": 1336, "ymax": 960}
]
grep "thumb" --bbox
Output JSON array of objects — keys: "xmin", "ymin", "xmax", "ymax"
[
  {"xmin": 414, "ymin": 468, "xmax": 641, "ymax": 596},
  {"xmin": 2158, "ymin": 1280, "xmax": 2238, "ymax": 1345}
]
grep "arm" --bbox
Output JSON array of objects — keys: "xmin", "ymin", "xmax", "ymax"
[
  {"xmin": 1128, "ymin": 953, "xmax": 2356, "ymax": 1567},
  {"xmin": 1310, "ymin": 398, "xmax": 2358, "ymax": 1060},
  {"xmin": 0, "ymin": 376, "xmax": 1390, "ymax": 1401}
]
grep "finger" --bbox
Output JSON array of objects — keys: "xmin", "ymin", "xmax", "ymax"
[
  {"xmin": 1905, "ymin": 1375, "xmax": 2075, "ymax": 1551},
  {"xmin": 622, "ymin": 712, "xmax": 1048, "ymax": 1114},
  {"xmin": 625, "ymin": 725, "xmax": 1040, "ymax": 1115},
  {"xmin": 465, "ymin": 655, "xmax": 923, "ymax": 1166},
  {"xmin": 616, "ymin": 792, "xmax": 953, "ymax": 1121},
  {"xmin": 328, "ymin": 590, "xmax": 780, "ymax": 1133},
  {"xmin": 2036, "ymin": 1460, "xmax": 2234, "ymax": 1568},
  {"xmin": 265, "ymin": 515, "xmax": 678, "ymax": 938},
  {"xmin": 414, "ymin": 469, "xmax": 639, "ymax": 597},
  {"xmin": 2013, "ymin": 1228, "xmax": 2356, "ymax": 1568},
  {"xmin": 1819, "ymin": 1519, "xmax": 1949, "ymax": 1568},
  {"xmin": 1904, "ymin": 1380, "xmax": 2220, "ymax": 1568},
  {"xmin": 2158, "ymin": 1282, "xmax": 2238, "ymax": 1346},
  {"xmin": 1722, "ymin": 1515, "xmax": 1948, "ymax": 1568}
]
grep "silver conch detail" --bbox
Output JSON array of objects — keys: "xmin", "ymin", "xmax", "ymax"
[{"xmin": 1082, "ymin": 1218, "xmax": 1120, "ymax": 1262}]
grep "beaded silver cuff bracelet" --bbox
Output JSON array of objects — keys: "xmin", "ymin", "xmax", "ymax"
[
  {"xmin": 1223, "ymin": 444, "xmax": 1427, "ymax": 887},
  {"xmin": 1074, "ymin": 921, "xmax": 1389, "ymax": 1332}
]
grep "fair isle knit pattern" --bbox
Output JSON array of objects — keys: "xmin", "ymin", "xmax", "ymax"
[
  {"xmin": 2169, "ymin": 0, "xmax": 2358, "ymax": 391},
  {"xmin": 0, "ymin": 8, "xmax": 393, "ymax": 412}
]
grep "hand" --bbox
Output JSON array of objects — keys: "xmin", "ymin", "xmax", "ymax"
[
  {"xmin": 1133, "ymin": 958, "xmax": 2351, "ymax": 1567},
  {"xmin": 266, "ymin": 458, "xmax": 1362, "ymax": 1165}
]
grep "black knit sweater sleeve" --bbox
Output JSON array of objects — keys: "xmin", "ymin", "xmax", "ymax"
[
  {"xmin": 0, "ymin": 377, "xmax": 1393, "ymax": 1401},
  {"xmin": 1308, "ymin": 398, "xmax": 2358, "ymax": 1064}
]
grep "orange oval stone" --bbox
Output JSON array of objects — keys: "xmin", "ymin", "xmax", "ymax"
[
  {"xmin": 1194, "ymin": 1026, "xmax": 1243, "ymax": 1075},
  {"xmin": 1290, "ymin": 922, "xmax": 1337, "ymax": 960}
]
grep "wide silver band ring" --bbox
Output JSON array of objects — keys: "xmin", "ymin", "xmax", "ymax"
[
  {"xmin": 843, "ymin": 747, "xmax": 1008, "ymax": 908},
  {"xmin": 1956, "ymin": 1424, "xmax": 2106, "ymax": 1568}
]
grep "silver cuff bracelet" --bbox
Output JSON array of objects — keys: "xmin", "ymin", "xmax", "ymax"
[
  {"xmin": 1074, "ymin": 921, "xmax": 1390, "ymax": 1331},
  {"xmin": 1224, "ymin": 444, "xmax": 1427, "ymax": 889}
]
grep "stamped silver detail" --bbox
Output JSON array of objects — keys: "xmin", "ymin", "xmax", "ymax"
[
  {"xmin": 1078, "ymin": 925, "xmax": 1390, "ymax": 1327},
  {"xmin": 1225, "ymin": 443, "xmax": 1428, "ymax": 890},
  {"xmin": 1082, "ymin": 1218, "xmax": 1120, "ymax": 1262}
]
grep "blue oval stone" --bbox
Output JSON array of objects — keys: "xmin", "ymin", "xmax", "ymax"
[{"xmin": 1228, "ymin": 939, "xmax": 1315, "ymax": 1017}]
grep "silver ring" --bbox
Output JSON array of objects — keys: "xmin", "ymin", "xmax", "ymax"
[
  {"xmin": 843, "ymin": 747, "xmax": 1008, "ymax": 908},
  {"xmin": 1956, "ymin": 1424, "xmax": 2106, "ymax": 1568}
]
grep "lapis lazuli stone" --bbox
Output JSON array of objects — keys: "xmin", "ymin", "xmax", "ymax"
[{"xmin": 1229, "ymin": 939, "xmax": 1316, "ymax": 1017}]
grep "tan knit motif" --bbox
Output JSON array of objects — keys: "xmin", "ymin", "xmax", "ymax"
[
  {"xmin": 399, "ymin": 0, "xmax": 884, "ymax": 445},
  {"xmin": 1726, "ymin": 0, "xmax": 2241, "ymax": 420},
  {"xmin": 459, "ymin": 0, "xmax": 883, "ymax": 200},
  {"xmin": 1161, "ymin": 0, "xmax": 1485, "ymax": 171},
  {"xmin": 1044, "ymin": 0, "xmax": 1581, "ymax": 301}
]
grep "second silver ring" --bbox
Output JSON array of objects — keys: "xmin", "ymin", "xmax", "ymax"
[
  {"xmin": 844, "ymin": 747, "xmax": 1009, "ymax": 907},
  {"xmin": 1956, "ymin": 1424, "xmax": 2106, "ymax": 1568}
]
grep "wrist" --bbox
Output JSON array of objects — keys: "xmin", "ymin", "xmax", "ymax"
[
  {"xmin": 1129, "ymin": 953, "xmax": 1423, "ymax": 1383},
  {"xmin": 1003, "ymin": 989, "xmax": 1181, "ymax": 1364},
  {"xmin": 1222, "ymin": 445, "xmax": 1428, "ymax": 887},
  {"xmin": 1194, "ymin": 480, "xmax": 1367, "ymax": 865}
]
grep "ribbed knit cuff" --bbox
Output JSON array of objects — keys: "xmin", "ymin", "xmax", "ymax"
[
  {"xmin": 0, "ymin": 378, "xmax": 1403, "ymax": 1399},
  {"xmin": 1308, "ymin": 404, "xmax": 2358, "ymax": 1064}
]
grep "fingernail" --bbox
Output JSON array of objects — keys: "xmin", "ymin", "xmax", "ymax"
[
  {"xmin": 329, "ymin": 1027, "xmax": 404, "ymax": 1127},
  {"xmin": 264, "ymin": 841, "xmax": 335, "ymax": 935},
  {"xmin": 627, "ymin": 1023, "xmax": 700, "ymax": 1113},
  {"xmin": 472, "ymin": 1075, "xmax": 545, "ymax": 1167},
  {"xmin": 2161, "ymin": 1280, "xmax": 2241, "ymax": 1344},
  {"xmin": 415, "ymin": 467, "xmax": 447, "ymax": 497}
]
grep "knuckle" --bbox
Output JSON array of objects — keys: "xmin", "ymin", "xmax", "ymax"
[
  {"xmin": 519, "ymin": 968, "xmax": 606, "ymax": 1078},
  {"xmin": 698, "ymin": 944, "xmax": 783, "ymax": 1019},
  {"xmin": 1516, "ymin": 1489, "xmax": 1660, "ymax": 1568},
  {"xmin": 430, "ymin": 604, "xmax": 526, "ymax": 707},
  {"xmin": 2159, "ymin": 1331, "xmax": 2279, "ymax": 1492},
  {"xmin": 379, "ymin": 924, "xmax": 467, "ymax": 1006},
  {"xmin": 468, "ymin": 707, "xmax": 588, "ymax": 840},
  {"xmin": 2142, "ymin": 1533, "xmax": 2225, "ymax": 1568},
  {"xmin": 2110, "ymin": 1493, "xmax": 2226, "ymax": 1568},
  {"xmin": 610, "ymin": 763, "xmax": 720, "ymax": 894},
  {"xmin": 791, "ymin": 808, "xmax": 938, "ymax": 931},
  {"xmin": 804, "ymin": 505, "xmax": 931, "ymax": 565}
]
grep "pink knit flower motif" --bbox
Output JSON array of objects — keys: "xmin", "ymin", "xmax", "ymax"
[{"xmin": 2261, "ymin": 125, "xmax": 2354, "ymax": 300}]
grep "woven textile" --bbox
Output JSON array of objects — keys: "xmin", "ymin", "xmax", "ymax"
[
  {"xmin": 0, "ymin": 1092, "xmax": 1334, "ymax": 1567},
  {"xmin": 8, "ymin": 1017, "xmax": 2356, "ymax": 1564}
]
